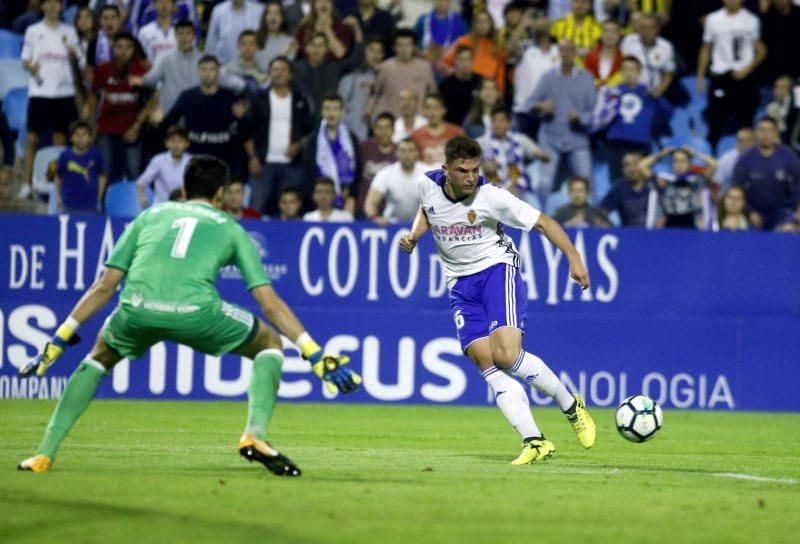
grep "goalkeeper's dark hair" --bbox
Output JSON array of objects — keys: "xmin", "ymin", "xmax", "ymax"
[
  {"xmin": 184, "ymin": 155, "xmax": 229, "ymax": 200},
  {"xmin": 444, "ymin": 136, "xmax": 482, "ymax": 165}
]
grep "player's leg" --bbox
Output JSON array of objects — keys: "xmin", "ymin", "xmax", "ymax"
[
  {"xmin": 18, "ymin": 331, "xmax": 123, "ymax": 472},
  {"xmin": 486, "ymin": 264, "xmax": 595, "ymax": 449}
]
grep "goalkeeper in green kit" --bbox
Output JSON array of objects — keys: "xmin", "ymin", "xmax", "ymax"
[{"xmin": 18, "ymin": 155, "xmax": 360, "ymax": 476}]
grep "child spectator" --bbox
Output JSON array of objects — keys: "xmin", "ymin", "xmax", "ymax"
[
  {"xmin": 278, "ymin": 186, "xmax": 303, "ymax": 221},
  {"xmin": 716, "ymin": 185, "xmax": 757, "ymax": 231},
  {"xmin": 303, "ymin": 177, "xmax": 354, "ymax": 222},
  {"xmin": 56, "ymin": 121, "xmax": 107, "ymax": 214},
  {"xmin": 222, "ymin": 179, "xmax": 262, "ymax": 220},
  {"xmin": 293, "ymin": 0, "xmax": 353, "ymax": 62},
  {"xmin": 255, "ymin": 1, "xmax": 294, "ymax": 70},
  {"xmin": 135, "ymin": 125, "xmax": 191, "ymax": 207}
]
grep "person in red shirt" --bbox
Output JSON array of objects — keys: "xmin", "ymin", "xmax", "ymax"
[
  {"xmin": 410, "ymin": 93, "xmax": 464, "ymax": 165},
  {"xmin": 223, "ymin": 179, "xmax": 263, "ymax": 220},
  {"xmin": 88, "ymin": 31, "xmax": 151, "ymax": 183}
]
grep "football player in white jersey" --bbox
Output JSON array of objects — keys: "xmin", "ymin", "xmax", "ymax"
[{"xmin": 400, "ymin": 136, "xmax": 596, "ymax": 465}]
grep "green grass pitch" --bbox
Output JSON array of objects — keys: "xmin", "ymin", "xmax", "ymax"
[{"xmin": 1, "ymin": 400, "xmax": 799, "ymax": 544}]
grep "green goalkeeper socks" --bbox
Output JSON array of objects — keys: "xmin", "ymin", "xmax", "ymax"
[
  {"xmin": 36, "ymin": 360, "xmax": 107, "ymax": 460},
  {"xmin": 245, "ymin": 350, "xmax": 284, "ymax": 440}
]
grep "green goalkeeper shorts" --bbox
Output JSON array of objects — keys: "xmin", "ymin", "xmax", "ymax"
[{"xmin": 102, "ymin": 300, "xmax": 259, "ymax": 360}]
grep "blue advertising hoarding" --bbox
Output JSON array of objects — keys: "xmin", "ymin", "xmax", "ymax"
[{"xmin": 1, "ymin": 214, "xmax": 798, "ymax": 410}]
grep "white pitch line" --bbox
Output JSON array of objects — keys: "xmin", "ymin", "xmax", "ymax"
[{"xmin": 713, "ymin": 472, "xmax": 799, "ymax": 485}]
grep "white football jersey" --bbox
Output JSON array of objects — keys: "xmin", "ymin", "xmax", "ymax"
[
  {"xmin": 703, "ymin": 8, "xmax": 760, "ymax": 74},
  {"xmin": 418, "ymin": 169, "xmax": 541, "ymax": 285}
]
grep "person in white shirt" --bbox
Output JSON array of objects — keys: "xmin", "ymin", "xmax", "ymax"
[
  {"xmin": 713, "ymin": 127, "xmax": 754, "ymax": 189},
  {"xmin": 399, "ymin": 135, "xmax": 595, "ymax": 465},
  {"xmin": 392, "ymin": 88, "xmax": 426, "ymax": 144},
  {"xmin": 136, "ymin": 125, "xmax": 191, "ymax": 207},
  {"xmin": 19, "ymin": 0, "xmax": 83, "ymax": 199},
  {"xmin": 303, "ymin": 177, "xmax": 354, "ymax": 222},
  {"xmin": 513, "ymin": 33, "xmax": 558, "ymax": 137},
  {"xmin": 696, "ymin": 0, "xmax": 766, "ymax": 147},
  {"xmin": 620, "ymin": 13, "xmax": 676, "ymax": 98},
  {"xmin": 205, "ymin": 0, "xmax": 265, "ymax": 65},
  {"xmin": 364, "ymin": 139, "xmax": 430, "ymax": 225},
  {"xmin": 137, "ymin": 0, "xmax": 178, "ymax": 64}
]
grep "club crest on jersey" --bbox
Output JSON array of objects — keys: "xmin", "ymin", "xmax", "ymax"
[{"xmin": 467, "ymin": 210, "xmax": 477, "ymax": 224}]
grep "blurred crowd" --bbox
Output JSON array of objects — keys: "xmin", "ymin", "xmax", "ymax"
[{"xmin": 0, "ymin": 0, "xmax": 799, "ymax": 232}]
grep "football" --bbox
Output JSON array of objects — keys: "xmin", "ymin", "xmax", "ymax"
[{"xmin": 615, "ymin": 395, "xmax": 663, "ymax": 443}]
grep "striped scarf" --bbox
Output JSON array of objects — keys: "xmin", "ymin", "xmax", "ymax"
[{"xmin": 485, "ymin": 131, "xmax": 530, "ymax": 191}]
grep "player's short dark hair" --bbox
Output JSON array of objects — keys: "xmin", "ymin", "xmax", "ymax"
[
  {"xmin": 444, "ymin": 136, "xmax": 482, "ymax": 165},
  {"xmin": 313, "ymin": 176, "xmax": 336, "ymax": 190},
  {"xmin": 238, "ymin": 29, "xmax": 257, "ymax": 42},
  {"xmin": 393, "ymin": 28, "xmax": 416, "ymax": 44},
  {"xmin": 68, "ymin": 119, "xmax": 92, "ymax": 136},
  {"xmin": 621, "ymin": 55, "xmax": 641, "ymax": 68},
  {"xmin": 175, "ymin": 19, "xmax": 195, "ymax": 32},
  {"xmin": 164, "ymin": 124, "xmax": 188, "ymax": 140},
  {"xmin": 269, "ymin": 55, "xmax": 292, "ymax": 72},
  {"xmin": 198, "ymin": 54, "xmax": 219, "ymax": 67},
  {"xmin": 490, "ymin": 105, "xmax": 510, "ymax": 119},
  {"xmin": 374, "ymin": 111, "xmax": 395, "ymax": 125},
  {"xmin": 184, "ymin": 155, "xmax": 229, "ymax": 199},
  {"xmin": 112, "ymin": 31, "xmax": 136, "ymax": 45},
  {"xmin": 567, "ymin": 176, "xmax": 590, "ymax": 190},
  {"xmin": 322, "ymin": 94, "xmax": 344, "ymax": 107},
  {"xmin": 100, "ymin": 4, "xmax": 121, "ymax": 16}
]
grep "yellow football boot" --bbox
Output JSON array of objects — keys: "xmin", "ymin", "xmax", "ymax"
[
  {"xmin": 511, "ymin": 437, "xmax": 556, "ymax": 465},
  {"xmin": 238, "ymin": 433, "xmax": 301, "ymax": 476},
  {"xmin": 17, "ymin": 454, "xmax": 53, "ymax": 473},
  {"xmin": 566, "ymin": 394, "xmax": 596, "ymax": 448}
]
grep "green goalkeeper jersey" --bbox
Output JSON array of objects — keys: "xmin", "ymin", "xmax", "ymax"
[{"xmin": 105, "ymin": 201, "xmax": 270, "ymax": 318}]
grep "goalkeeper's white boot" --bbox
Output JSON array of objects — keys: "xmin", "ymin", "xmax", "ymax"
[
  {"xmin": 18, "ymin": 454, "xmax": 53, "ymax": 473},
  {"xmin": 238, "ymin": 433, "xmax": 301, "ymax": 477}
]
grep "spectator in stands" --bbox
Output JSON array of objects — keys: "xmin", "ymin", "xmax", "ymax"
[
  {"xmin": 514, "ymin": 32, "xmax": 559, "ymax": 137},
  {"xmin": 0, "ymin": 106, "xmax": 13, "ymax": 186},
  {"xmin": 604, "ymin": 56, "xmax": 672, "ymax": 181},
  {"xmin": 358, "ymin": 112, "xmax": 397, "ymax": 215},
  {"xmin": 74, "ymin": 7, "xmax": 97, "ymax": 60},
  {"xmin": 766, "ymin": 75, "xmax": 799, "ymax": 144},
  {"xmin": 463, "ymin": 78, "xmax": 504, "ymax": 138},
  {"xmin": 733, "ymin": 116, "xmax": 800, "ymax": 229},
  {"xmin": 364, "ymin": 138, "xmax": 429, "ymax": 225},
  {"xmin": 639, "ymin": 145, "xmax": 718, "ymax": 229},
  {"xmin": 775, "ymin": 201, "xmax": 800, "ymax": 232},
  {"xmin": 583, "ymin": 19, "xmax": 623, "ymax": 87},
  {"xmin": 439, "ymin": 46, "xmax": 481, "ymax": 126},
  {"xmin": 498, "ymin": 1, "xmax": 540, "ymax": 70},
  {"xmin": 303, "ymin": 94, "xmax": 360, "ymax": 214},
  {"xmin": 164, "ymin": 55, "xmax": 250, "ymax": 182},
  {"xmin": 338, "ymin": 37, "xmax": 385, "ymax": 142},
  {"xmin": 530, "ymin": 39, "xmax": 596, "ymax": 208},
  {"xmin": 601, "ymin": 151, "xmax": 653, "ymax": 227},
  {"xmin": 553, "ymin": 176, "xmax": 611, "ymax": 227},
  {"xmin": 413, "ymin": 0, "xmax": 466, "ymax": 63},
  {"xmin": 89, "ymin": 32, "xmax": 150, "ymax": 183},
  {"xmin": 478, "ymin": 106, "xmax": 550, "ymax": 197},
  {"xmin": 760, "ymin": 0, "xmax": 800, "ymax": 82},
  {"xmin": 12, "ymin": 0, "xmax": 41, "ymax": 34},
  {"xmin": 368, "ymin": 29, "xmax": 437, "ymax": 121},
  {"xmin": 293, "ymin": 24, "xmax": 364, "ymax": 119},
  {"xmin": 620, "ymin": 12, "xmax": 676, "ymax": 99},
  {"xmin": 88, "ymin": 5, "xmax": 146, "ymax": 83},
  {"xmin": 135, "ymin": 124, "xmax": 191, "ymax": 207},
  {"xmin": 222, "ymin": 179, "xmax": 262, "ymax": 219},
  {"xmin": 439, "ymin": 11, "xmax": 506, "ymax": 92},
  {"xmin": 349, "ymin": 0, "xmax": 395, "ymax": 55},
  {"xmin": 392, "ymin": 89, "xmax": 426, "ymax": 143},
  {"xmin": 128, "ymin": 0, "xmax": 197, "ymax": 34},
  {"xmin": 293, "ymin": 0, "xmax": 353, "ymax": 62},
  {"xmin": 137, "ymin": 0, "xmax": 177, "ymax": 64},
  {"xmin": 55, "ymin": 120, "xmax": 106, "ymax": 214},
  {"xmin": 713, "ymin": 127, "xmax": 754, "ymax": 189},
  {"xmin": 303, "ymin": 176, "xmax": 355, "ymax": 222},
  {"xmin": 550, "ymin": 0, "xmax": 602, "ymax": 57},
  {"xmin": 18, "ymin": 0, "xmax": 83, "ymax": 199},
  {"xmin": 223, "ymin": 30, "xmax": 269, "ymax": 95},
  {"xmin": 206, "ymin": 0, "xmax": 265, "ymax": 65},
  {"xmin": 716, "ymin": 185, "xmax": 757, "ymax": 231},
  {"xmin": 278, "ymin": 186, "xmax": 303, "ymax": 221},
  {"xmin": 697, "ymin": 0, "xmax": 766, "ymax": 147},
  {"xmin": 255, "ymin": 1, "xmax": 294, "ymax": 70},
  {"xmin": 411, "ymin": 93, "xmax": 464, "ymax": 165},
  {"xmin": 249, "ymin": 56, "xmax": 314, "ymax": 216}
]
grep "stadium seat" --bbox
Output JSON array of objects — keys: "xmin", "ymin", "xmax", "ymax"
[
  {"xmin": 680, "ymin": 76, "xmax": 709, "ymax": 139},
  {"xmin": 591, "ymin": 160, "xmax": 610, "ymax": 204},
  {"xmin": 105, "ymin": 181, "xmax": 142, "ymax": 217},
  {"xmin": 3, "ymin": 86, "xmax": 27, "ymax": 134},
  {"xmin": 715, "ymin": 135, "xmax": 737, "ymax": 157},
  {"xmin": 62, "ymin": 5, "xmax": 78, "ymax": 25},
  {"xmin": 47, "ymin": 184, "xmax": 58, "ymax": 215},
  {"xmin": 31, "ymin": 145, "xmax": 65, "ymax": 196},
  {"xmin": 0, "ymin": 60, "xmax": 29, "ymax": 99},
  {"xmin": 0, "ymin": 30, "xmax": 23, "ymax": 58}
]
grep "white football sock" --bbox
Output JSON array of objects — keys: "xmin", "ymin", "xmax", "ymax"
[
  {"xmin": 482, "ymin": 366, "xmax": 541, "ymax": 439},
  {"xmin": 510, "ymin": 351, "xmax": 575, "ymax": 412}
]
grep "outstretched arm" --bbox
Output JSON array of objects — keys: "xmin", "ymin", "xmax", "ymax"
[
  {"xmin": 534, "ymin": 214, "xmax": 590, "ymax": 290},
  {"xmin": 399, "ymin": 207, "xmax": 430, "ymax": 253},
  {"xmin": 250, "ymin": 285, "xmax": 305, "ymax": 342}
]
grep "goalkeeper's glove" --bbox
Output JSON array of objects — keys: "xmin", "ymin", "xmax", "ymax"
[
  {"xmin": 19, "ymin": 319, "xmax": 81, "ymax": 378},
  {"xmin": 298, "ymin": 335, "xmax": 362, "ymax": 394}
]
